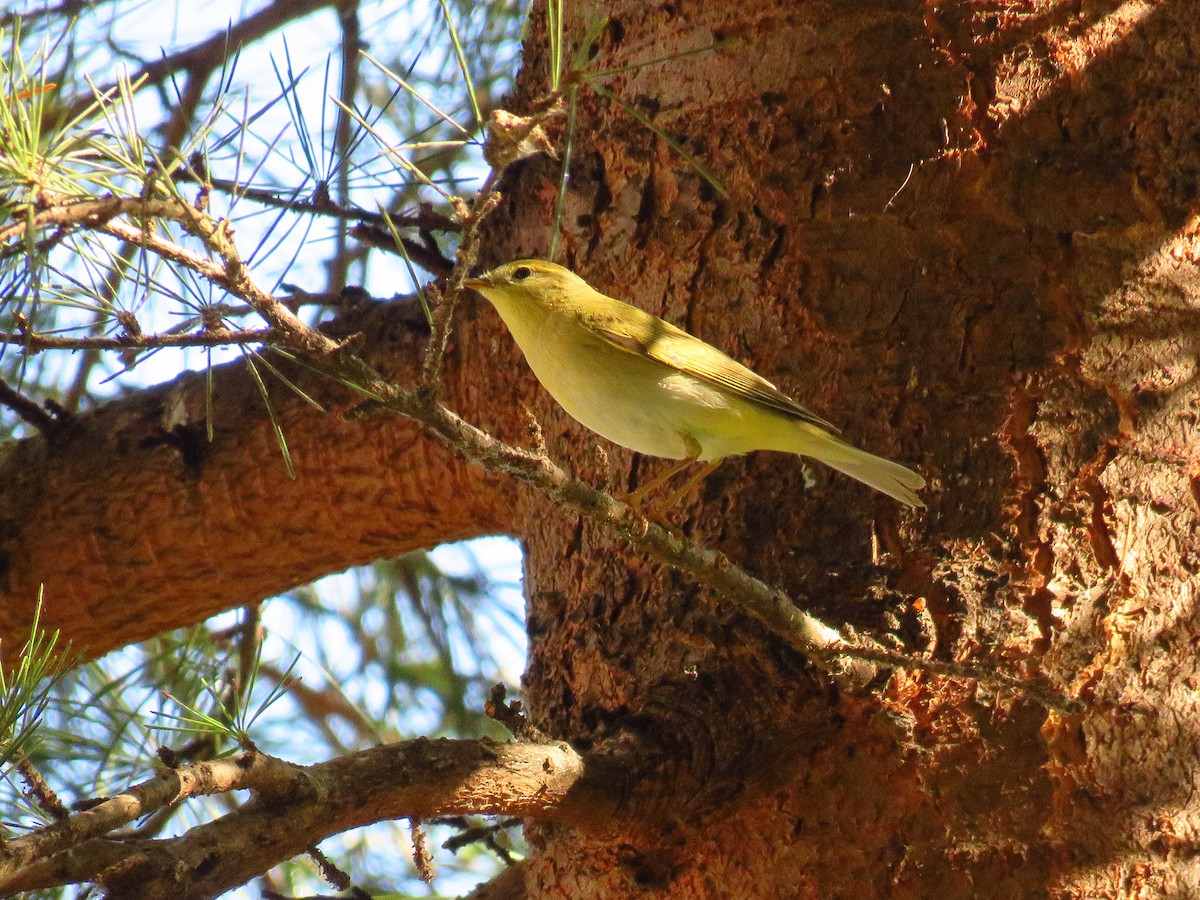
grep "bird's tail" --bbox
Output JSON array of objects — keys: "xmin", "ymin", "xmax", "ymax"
[{"xmin": 789, "ymin": 422, "xmax": 926, "ymax": 508}]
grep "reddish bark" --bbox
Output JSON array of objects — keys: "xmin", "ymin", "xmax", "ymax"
[{"xmin": 4, "ymin": 0, "xmax": 1200, "ymax": 896}]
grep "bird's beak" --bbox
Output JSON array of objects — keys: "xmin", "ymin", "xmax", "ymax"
[{"xmin": 463, "ymin": 275, "xmax": 489, "ymax": 290}]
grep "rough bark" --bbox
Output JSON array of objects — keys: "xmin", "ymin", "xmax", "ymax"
[
  {"xmin": 0, "ymin": 302, "xmax": 513, "ymax": 660},
  {"xmin": 492, "ymin": 1, "xmax": 1200, "ymax": 897},
  {"xmin": 3, "ymin": 0, "xmax": 1200, "ymax": 897},
  {"xmin": 0, "ymin": 739, "xmax": 619, "ymax": 898}
]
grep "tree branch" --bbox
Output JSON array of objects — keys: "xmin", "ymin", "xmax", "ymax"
[
  {"xmin": 2, "ymin": 328, "xmax": 279, "ymax": 351},
  {"xmin": 364, "ymin": 387, "xmax": 1079, "ymax": 711},
  {"xmin": 0, "ymin": 121, "xmax": 1081, "ymax": 712},
  {"xmin": 177, "ymin": 169, "xmax": 460, "ymax": 234},
  {"xmin": 1, "ymin": 194, "xmax": 340, "ymax": 357},
  {"xmin": 0, "ymin": 738, "xmax": 618, "ymax": 897},
  {"xmin": 55, "ymin": 0, "xmax": 344, "ymax": 126},
  {"xmin": 0, "ymin": 378, "xmax": 60, "ymax": 432}
]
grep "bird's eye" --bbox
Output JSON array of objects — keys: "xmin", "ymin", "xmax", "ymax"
[{"xmin": 512, "ymin": 266, "xmax": 532, "ymax": 281}]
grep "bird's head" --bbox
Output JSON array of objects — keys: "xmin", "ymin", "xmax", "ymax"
[{"xmin": 464, "ymin": 259, "xmax": 584, "ymax": 311}]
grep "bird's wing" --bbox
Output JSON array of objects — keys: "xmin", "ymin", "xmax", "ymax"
[{"xmin": 580, "ymin": 303, "xmax": 839, "ymax": 432}]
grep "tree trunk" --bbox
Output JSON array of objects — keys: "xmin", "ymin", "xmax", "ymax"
[
  {"xmin": 4, "ymin": 0, "xmax": 1200, "ymax": 896},
  {"xmin": 491, "ymin": 1, "xmax": 1200, "ymax": 896}
]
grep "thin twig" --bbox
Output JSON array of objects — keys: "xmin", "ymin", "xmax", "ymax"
[
  {"xmin": 60, "ymin": 0, "xmax": 343, "ymax": 124},
  {"xmin": 418, "ymin": 170, "xmax": 502, "ymax": 391},
  {"xmin": 174, "ymin": 171, "xmax": 460, "ymax": 232},
  {"xmin": 0, "ymin": 378, "xmax": 60, "ymax": 432},
  {"xmin": 348, "ymin": 221, "xmax": 455, "ymax": 275},
  {"xmin": 15, "ymin": 754, "xmax": 69, "ymax": 821},
  {"xmin": 2, "ymin": 193, "xmax": 341, "ymax": 356},
  {"xmin": 410, "ymin": 819, "xmax": 434, "ymax": 883},
  {"xmin": 2, "ymin": 110, "xmax": 1080, "ymax": 714},
  {"xmin": 1, "ymin": 328, "xmax": 280, "ymax": 351},
  {"xmin": 328, "ymin": 2, "xmax": 363, "ymax": 293},
  {"xmin": 308, "ymin": 844, "xmax": 351, "ymax": 890},
  {"xmin": 380, "ymin": 391, "xmax": 1079, "ymax": 711}
]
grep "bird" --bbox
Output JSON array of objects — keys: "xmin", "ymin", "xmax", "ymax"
[{"xmin": 463, "ymin": 259, "xmax": 925, "ymax": 509}]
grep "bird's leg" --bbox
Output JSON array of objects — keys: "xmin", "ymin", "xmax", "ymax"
[
  {"xmin": 627, "ymin": 436, "xmax": 723, "ymax": 523},
  {"xmin": 626, "ymin": 456, "xmax": 695, "ymax": 512},
  {"xmin": 652, "ymin": 459, "xmax": 722, "ymax": 516},
  {"xmin": 626, "ymin": 434, "xmax": 704, "ymax": 512}
]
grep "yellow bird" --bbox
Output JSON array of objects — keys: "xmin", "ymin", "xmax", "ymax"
[{"xmin": 464, "ymin": 260, "xmax": 925, "ymax": 509}]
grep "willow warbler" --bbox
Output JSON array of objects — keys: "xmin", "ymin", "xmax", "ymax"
[{"xmin": 464, "ymin": 260, "xmax": 925, "ymax": 508}]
